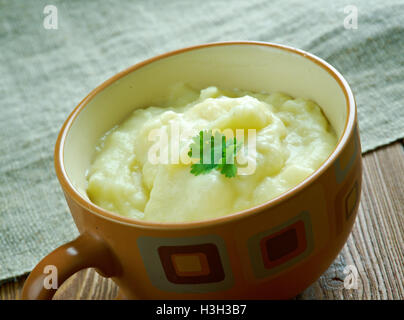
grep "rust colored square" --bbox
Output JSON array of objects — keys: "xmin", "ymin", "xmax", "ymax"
[
  {"xmin": 171, "ymin": 252, "xmax": 210, "ymax": 277},
  {"xmin": 260, "ymin": 220, "xmax": 307, "ymax": 269},
  {"xmin": 158, "ymin": 243, "xmax": 225, "ymax": 284}
]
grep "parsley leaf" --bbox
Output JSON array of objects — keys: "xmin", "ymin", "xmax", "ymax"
[
  {"xmin": 188, "ymin": 130, "xmax": 241, "ymax": 178},
  {"xmin": 190, "ymin": 162, "xmax": 217, "ymax": 175},
  {"xmin": 218, "ymin": 163, "xmax": 238, "ymax": 178}
]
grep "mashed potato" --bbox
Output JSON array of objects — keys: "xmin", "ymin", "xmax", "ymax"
[{"xmin": 86, "ymin": 84, "xmax": 337, "ymax": 222}]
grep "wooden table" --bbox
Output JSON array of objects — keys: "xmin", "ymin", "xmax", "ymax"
[{"xmin": 1, "ymin": 141, "xmax": 403, "ymax": 300}]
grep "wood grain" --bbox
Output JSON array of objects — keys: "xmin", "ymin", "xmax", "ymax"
[{"xmin": 1, "ymin": 142, "xmax": 403, "ymax": 300}]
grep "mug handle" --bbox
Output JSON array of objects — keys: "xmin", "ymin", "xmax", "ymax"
[{"xmin": 21, "ymin": 232, "xmax": 120, "ymax": 300}]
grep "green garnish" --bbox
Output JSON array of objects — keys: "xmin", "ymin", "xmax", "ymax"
[{"xmin": 188, "ymin": 130, "xmax": 242, "ymax": 178}]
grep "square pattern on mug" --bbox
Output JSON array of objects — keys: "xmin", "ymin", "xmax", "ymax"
[
  {"xmin": 158, "ymin": 243, "xmax": 224, "ymax": 284},
  {"xmin": 171, "ymin": 253, "xmax": 209, "ymax": 276},
  {"xmin": 247, "ymin": 210, "xmax": 314, "ymax": 279},
  {"xmin": 260, "ymin": 220, "xmax": 307, "ymax": 270},
  {"xmin": 137, "ymin": 234, "xmax": 233, "ymax": 293}
]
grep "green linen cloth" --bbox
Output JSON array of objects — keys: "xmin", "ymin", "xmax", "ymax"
[{"xmin": 0, "ymin": 0, "xmax": 403, "ymax": 282}]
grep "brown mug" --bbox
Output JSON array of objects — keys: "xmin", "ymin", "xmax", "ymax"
[{"xmin": 22, "ymin": 42, "xmax": 362, "ymax": 299}]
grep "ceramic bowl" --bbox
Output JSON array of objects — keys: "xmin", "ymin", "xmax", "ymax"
[{"xmin": 22, "ymin": 41, "xmax": 362, "ymax": 300}]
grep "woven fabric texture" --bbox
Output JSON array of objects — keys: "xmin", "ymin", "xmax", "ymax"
[{"xmin": 0, "ymin": 0, "xmax": 403, "ymax": 281}]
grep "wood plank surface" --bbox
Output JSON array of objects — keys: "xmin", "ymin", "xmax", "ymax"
[{"xmin": 1, "ymin": 142, "xmax": 403, "ymax": 300}]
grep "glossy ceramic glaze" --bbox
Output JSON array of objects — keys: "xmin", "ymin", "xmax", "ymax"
[{"xmin": 22, "ymin": 42, "xmax": 362, "ymax": 300}]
